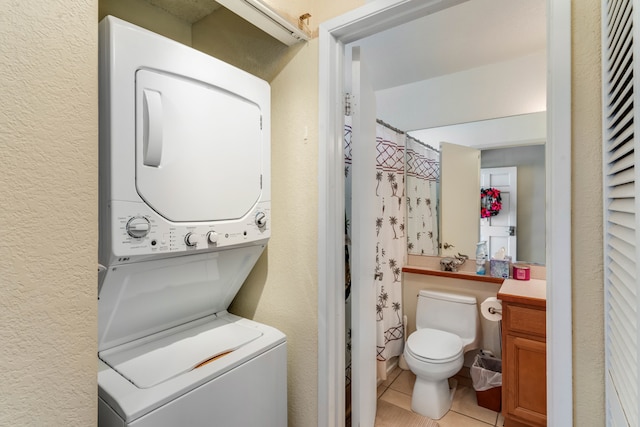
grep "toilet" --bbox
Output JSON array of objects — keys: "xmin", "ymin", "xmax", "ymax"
[{"xmin": 404, "ymin": 290, "xmax": 480, "ymax": 420}]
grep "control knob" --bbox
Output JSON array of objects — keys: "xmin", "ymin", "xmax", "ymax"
[
  {"xmin": 184, "ymin": 232, "xmax": 200, "ymax": 247},
  {"xmin": 207, "ymin": 231, "xmax": 219, "ymax": 244},
  {"xmin": 255, "ymin": 211, "xmax": 267, "ymax": 229},
  {"xmin": 126, "ymin": 217, "xmax": 150, "ymax": 239}
]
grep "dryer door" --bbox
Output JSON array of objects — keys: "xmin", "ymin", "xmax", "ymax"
[{"xmin": 135, "ymin": 69, "xmax": 264, "ymax": 222}]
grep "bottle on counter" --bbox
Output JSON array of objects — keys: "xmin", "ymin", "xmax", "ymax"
[{"xmin": 476, "ymin": 241, "xmax": 488, "ymax": 275}]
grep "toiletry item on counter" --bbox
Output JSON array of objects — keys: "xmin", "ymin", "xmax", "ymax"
[
  {"xmin": 440, "ymin": 253, "xmax": 469, "ymax": 272},
  {"xmin": 513, "ymin": 264, "xmax": 531, "ymax": 281},
  {"xmin": 476, "ymin": 241, "xmax": 488, "ymax": 275},
  {"xmin": 490, "ymin": 247, "xmax": 510, "ymax": 279},
  {"xmin": 490, "ymin": 260, "xmax": 510, "ymax": 279}
]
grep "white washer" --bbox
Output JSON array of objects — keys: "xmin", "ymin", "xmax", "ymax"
[{"xmin": 97, "ymin": 16, "xmax": 286, "ymax": 427}]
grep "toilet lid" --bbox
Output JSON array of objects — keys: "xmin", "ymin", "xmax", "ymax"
[{"xmin": 406, "ymin": 328, "xmax": 463, "ymax": 362}]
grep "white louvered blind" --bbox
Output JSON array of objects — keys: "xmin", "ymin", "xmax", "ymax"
[{"xmin": 603, "ymin": 0, "xmax": 640, "ymax": 425}]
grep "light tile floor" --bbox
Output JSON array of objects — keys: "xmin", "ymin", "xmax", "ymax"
[{"xmin": 377, "ymin": 367, "xmax": 504, "ymax": 427}]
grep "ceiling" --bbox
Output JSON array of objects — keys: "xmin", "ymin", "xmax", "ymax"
[{"xmin": 350, "ymin": 0, "xmax": 546, "ymax": 91}]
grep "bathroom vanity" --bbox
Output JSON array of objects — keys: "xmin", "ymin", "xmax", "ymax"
[{"xmin": 498, "ymin": 279, "xmax": 547, "ymax": 427}]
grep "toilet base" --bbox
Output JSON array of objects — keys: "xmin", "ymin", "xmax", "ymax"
[{"xmin": 411, "ymin": 377, "xmax": 457, "ymax": 420}]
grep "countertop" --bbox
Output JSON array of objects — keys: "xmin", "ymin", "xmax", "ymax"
[{"xmin": 498, "ymin": 278, "xmax": 546, "ymax": 308}]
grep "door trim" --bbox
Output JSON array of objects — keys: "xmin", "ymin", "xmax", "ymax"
[
  {"xmin": 317, "ymin": 1, "xmax": 572, "ymax": 426},
  {"xmin": 545, "ymin": 0, "xmax": 572, "ymax": 422}
]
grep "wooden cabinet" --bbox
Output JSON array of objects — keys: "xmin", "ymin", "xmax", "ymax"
[{"xmin": 498, "ymin": 293, "xmax": 547, "ymax": 427}]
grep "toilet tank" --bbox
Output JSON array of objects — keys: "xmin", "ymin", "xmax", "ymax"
[{"xmin": 416, "ymin": 290, "xmax": 480, "ymax": 349}]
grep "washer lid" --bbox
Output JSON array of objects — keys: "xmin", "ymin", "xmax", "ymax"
[
  {"xmin": 98, "ymin": 246, "xmax": 265, "ymax": 352},
  {"xmin": 99, "ymin": 317, "xmax": 262, "ymax": 389},
  {"xmin": 406, "ymin": 328, "xmax": 463, "ymax": 362}
]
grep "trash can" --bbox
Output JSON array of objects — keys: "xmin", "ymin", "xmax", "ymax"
[{"xmin": 470, "ymin": 352, "xmax": 502, "ymax": 412}]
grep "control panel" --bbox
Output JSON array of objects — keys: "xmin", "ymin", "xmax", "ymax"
[{"xmin": 106, "ymin": 200, "xmax": 270, "ymax": 264}]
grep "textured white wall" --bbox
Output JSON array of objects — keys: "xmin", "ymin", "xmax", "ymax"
[
  {"xmin": 572, "ymin": 0, "xmax": 604, "ymax": 424},
  {"xmin": 0, "ymin": 1, "xmax": 98, "ymax": 425}
]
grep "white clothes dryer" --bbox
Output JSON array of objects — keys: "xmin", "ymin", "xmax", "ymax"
[{"xmin": 97, "ymin": 16, "xmax": 286, "ymax": 427}]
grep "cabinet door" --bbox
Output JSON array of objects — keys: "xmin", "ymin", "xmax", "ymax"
[{"xmin": 504, "ymin": 335, "xmax": 547, "ymax": 426}]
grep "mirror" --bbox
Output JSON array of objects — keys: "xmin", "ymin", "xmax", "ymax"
[{"xmin": 406, "ymin": 112, "xmax": 546, "ymax": 265}]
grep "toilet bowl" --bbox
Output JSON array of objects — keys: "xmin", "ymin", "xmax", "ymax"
[
  {"xmin": 404, "ymin": 290, "xmax": 479, "ymax": 420},
  {"xmin": 403, "ymin": 328, "xmax": 464, "ymax": 419}
]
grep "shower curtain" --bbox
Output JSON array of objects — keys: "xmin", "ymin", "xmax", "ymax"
[
  {"xmin": 406, "ymin": 136, "xmax": 440, "ymax": 255},
  {"xmin": 344, "ymin": 117, "xmax": 353, "ymax": 417},
  {"xmin": 344, "ymin": 118, "xmax": 407, "ymax": 389},
  {"xmin": 374, "ymin": 121, "xmax": 406, "ymax": 380}
]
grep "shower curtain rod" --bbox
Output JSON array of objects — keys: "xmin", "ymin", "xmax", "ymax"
[
  {"xmin": 376, "ymin": 118, "xmax": 405, "ymax": 135},
  {"xmin": 375, "ymin": 118, "xmax": 439, "ymax": 153},
  {"xmin": 406, "ymin": 134, "xmax": 439, "ymax": 153}
]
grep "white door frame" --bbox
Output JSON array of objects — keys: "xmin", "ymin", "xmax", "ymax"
[
  {"xmin": 317, "ymin": 1, "xmax": 572, "ymax": 426},
  {"xmin": 349, "ymin": 46, "xmax": 379, "ymax": 426}
]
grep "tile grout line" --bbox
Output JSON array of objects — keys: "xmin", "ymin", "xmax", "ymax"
[
  {"xmin": 449, "ymin": 409, "xmax": 497, "ymax": 426},
  {"xmin": 380, "ymin": 367, "xmax": 501, "ymax": 426}
]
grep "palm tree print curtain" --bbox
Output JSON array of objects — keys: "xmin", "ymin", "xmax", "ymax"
[
  {"xmin": 344, "ymin": 117, "xmax": 353, "ymax": 414},
  {"xmin": 344, "ymin": 118, "xmax": 407, "ymax": 386},
  {"xmin": 374, "ymin": 121, "xmax": 406, "ymax": 380},
  {"xmin": 406, "ymin": 136, "xmax": 440, "ymax": 255}
]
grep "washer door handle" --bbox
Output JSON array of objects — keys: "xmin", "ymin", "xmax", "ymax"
[{"xmin": 143, "ymin": 89, "xmax": 163, "ymax": 167}]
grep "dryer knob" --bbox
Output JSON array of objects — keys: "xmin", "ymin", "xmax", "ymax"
[
  {"xmin": 255, "ymin": 212, "xmax": 267, "ymax": 229},
  {"xmin": 126, "ymin": 217, "xmax": 150, "ymax": 239},
  {"xmin": 184, "ymin": 232, "xmax": 200, "ymax": 247},
  {"xmin": 207, "ymin": 231, "xmax": 219, "ymax": 244}
]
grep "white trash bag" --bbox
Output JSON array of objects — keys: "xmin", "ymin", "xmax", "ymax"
[{"xmin": 470, "ymin": 353, "xmax": 502, "ymax": 392}]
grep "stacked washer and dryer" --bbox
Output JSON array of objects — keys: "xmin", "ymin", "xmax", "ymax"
[{"xmin": 97, "ymin": 16, "xmax": 286, "ymax": 427}]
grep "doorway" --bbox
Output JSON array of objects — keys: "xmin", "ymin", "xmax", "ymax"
[{"xmin": 317, "ymin": 1, "xmax": 572, "ymax": 426}]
